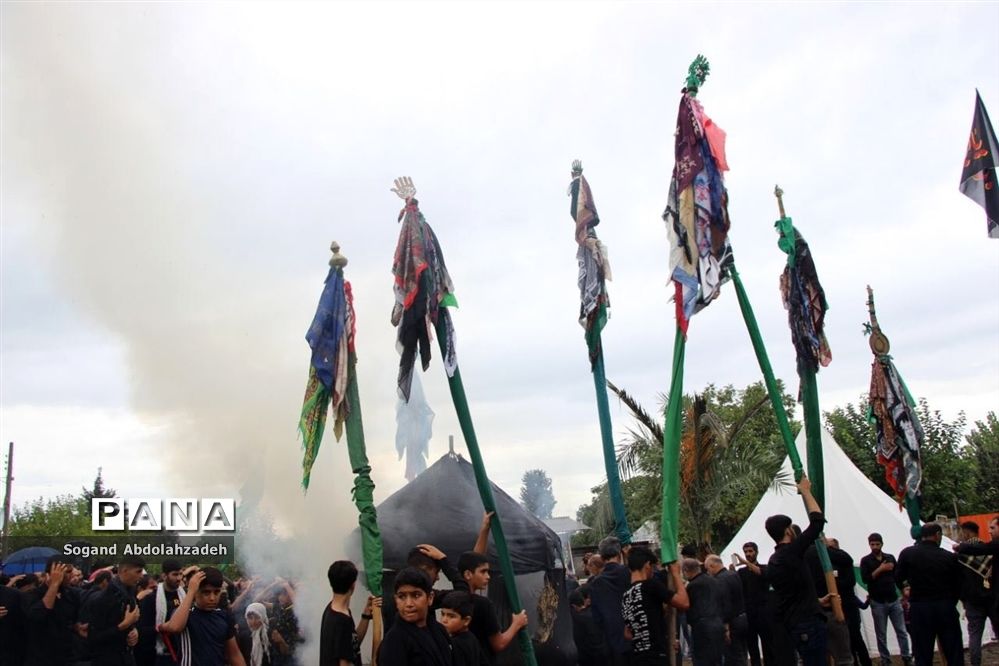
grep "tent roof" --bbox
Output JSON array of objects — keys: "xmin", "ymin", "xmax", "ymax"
[
  {"xmin": 719, "ymin": 428, "xmax": 957, "ymax": 565},
  {"xmin": 372, "ymin": 452, "xmax": 563, "ymax": 575}
]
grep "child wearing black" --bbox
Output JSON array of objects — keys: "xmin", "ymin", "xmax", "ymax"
[
  {"xmin": 621, "ymin": 547, "xmax": 689, "ymax": 666},
  {"xmin": 160, "ymin": 568, "xmax": 246, "ymax": 666},
  {"xmin": 320, "ymin": 561, "xmax": 379, "ymax": 666},
  {"xmin": 455, "ymin": 552, "xmax": 527, "ymax": 662},
  {"xmin": 378, "ymin": 567, "xmax": 452, "ymax": 666},
  {"xmin": 438, "ymin": 591, "xmax": 489, "ymax": 666}
]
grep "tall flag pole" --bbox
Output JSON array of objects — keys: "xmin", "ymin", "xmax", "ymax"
[
  {"xmin": 298, "ymin": 241, "xmax": 384, "ymax": 661},
  {"xmin": 661, "ymin": 55, "xmax": 733, "ymax": 560},
  {"xmin": 865, "ymin": 287, "xmax": 924, "ymax": 537},
  {"xmin": 389, "ymin": 177, "xmax": 538, "ymax": 666},
  {"xmin": 567, "ymin": 160, "xmax": 631, "ymax": 544},
  {"xmin": 773, "ymin": 188, "xmax": 843, "ymax": 622},
  {"xmin": 960, "ymin": 90, "xmax": 999, "ymax": 239}
]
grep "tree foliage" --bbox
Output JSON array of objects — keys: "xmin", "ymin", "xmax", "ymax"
[
  {"xmin": 574, "ymin": 381, "xmax": 795, "ymax": 550},
  {"xmin": 10, "ymin": 468, "xmax": 120, "ymax": 539},
  {"xmin": 825, "ymin": 400, "xmax": 996, "ymax": 520},
  {"xmin": 520, "ymin": 469, "xmax": 556, "ymax": 519}
]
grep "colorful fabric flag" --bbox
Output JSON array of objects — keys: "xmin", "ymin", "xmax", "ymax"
[
  {"xmin": 569, "ymin": 165, "xmax": 612, "ymax": 368},
  {"xmin": 869, "ymin": 357, "xmax": 924, "ymax": 502},
  {"xmin": 663, "ymin": 90, "xmax": 734, "ymax": 335},
  {"xmin": 960, "ymin": 91, "xmax": 999, "ymax": 239},
  {"xmin": 776, "ymin": 217, "xmax": 832, "ymax": 384},
  {"xmin": 391, "ymin": 198, "xmax": 458, "ymax": 401},
  {"xmin": 299, "ymin": 267, "xmax": 355, "ymax": 489}
]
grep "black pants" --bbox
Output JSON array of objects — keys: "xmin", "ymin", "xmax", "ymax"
[
  {"xmin": 844, "ymin": 604, "xmax": 872, "ymax": 666},
  {"xmin": 724, "ymin": 613, "xmax": 748, "ymax": 666},
  {"xmin": 745, "ymin": 611, "xmax": 776, "ymax": 666},
  {"xmin": 691, "ymin": 618, "xmax": 725, "ymax": 666},
  {"xmin": 909, "ymin": 600, "xmax": 963, "ymax": 666}
]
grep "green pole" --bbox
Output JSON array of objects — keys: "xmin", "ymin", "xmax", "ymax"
[
  {"xmin": 343, "ymin": 348, "xmax": 383, "ymax": 599},
  {"xmin": 729, "ymin": 262, "xmax": 840, "ymax": 617},
  {"xmin": 435, "ymin": 317, "xmax": 538, "ymax": 666},
  {"xmin": 593, "ymin": 344, "xmax": 632, "ymax": 544},
  {"xmin": 729, "ymin": 264, "xmax": 802, "ymax": 477},
  {"xmin": 800, "ymin": 369, "xmax": 825, "ymax": 509},
  {"xmin": 568, "ymin": 164, "xmax": 630, "ymax": 544},
  {"xmin": 660, "ymin": 326, "xmax": 685, "ymax": 562}
]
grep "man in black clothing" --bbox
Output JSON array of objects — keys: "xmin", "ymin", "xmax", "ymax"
[
  {"xmin": 88, "ymin": 554, "xmax": 145, "ymax": 666},
  {"xmin": 136, "ymin": 560, "xmax": 186, "ymax": 666},
  {"xmin": 0, "ymin": 581, "xmax": 26, "ymax": 666},
  {"xmin": 705, "ymin": 554, "xmax": 747, "ymax": 666},
  {"xmin": 621, "ymin": 547, "xmax": 689, "ymax": 666},
  {"xmin": 588, "ymin": 536, "xmax": 632, "ymax": 666},
  {"xmin": 805, "ymin": 539, "xmax": 869, "ymax": 666},
  {"xmin": 568, "ymin": 587, "xmax": 608, "ymax": 666},
  {"xmin": 764, "ymin": 477, "xmax": 827, "ymax": 666},
  {"xmin": 955, "ymin": 516, "xmax": 998, "ymax": 666},
  {"xmin": 22, "ymin": 556, "xmax": 83, "ymax": 666},
  {"xmin": 682, "ymin": 558, "xmax": 725, "ymax": 666},
  {"xmin": 734, "ymin": 542, "xmax": 775, "ymax": 666},
  {"xmin": 896, "ymin": 522, "xmax": 963, "ymax": 666},
  {"xmin": 859, "ymin": 533, "xmax": 912, "ymax": 666}
]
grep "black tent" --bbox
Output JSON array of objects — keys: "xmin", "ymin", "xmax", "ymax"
[{"xmin": 363, "ymin": 451, "xmax": 577, "ymax": 665}]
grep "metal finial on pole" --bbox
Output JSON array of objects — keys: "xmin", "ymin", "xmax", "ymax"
[
  {"xmin": 774, "ymin": 185, "xmax": 787, "ymax": 219},
  {"xmin": 865, "ymin": 285, "xmax": 891, "ymax": 356},
  {"xmin": 329, "ymin": 241, "xmax": 348, "ymax": 269},
  {"xmin": 571, "ymin": 160, "xmax": 583, "ymax": 177}
]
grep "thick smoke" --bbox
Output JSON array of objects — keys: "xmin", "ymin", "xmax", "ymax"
[{"xmin": 3, "ymin": 5, "xmax": 413, "ymax": 659}]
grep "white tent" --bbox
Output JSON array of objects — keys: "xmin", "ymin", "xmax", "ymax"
[{"xmin": 718, "ymin": 427, "xmax": 972, "ymax": 655}]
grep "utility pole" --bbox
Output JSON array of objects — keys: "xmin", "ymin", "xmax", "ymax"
[{"xmin": 1, "ymin": 442, "xmax": 13, "ymax": 558}]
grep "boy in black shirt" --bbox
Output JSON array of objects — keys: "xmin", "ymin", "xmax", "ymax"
[
  {"xmin": 621, "ymin": 547, "xmax": 689, "ymax": 666},
  {"xmin": 160, "ymin": 568, "xmax": 246, "ymax": 666},
  {"xmin": 378, "ymin": 567, "xmax": 452, "ymax": 666},
  {"xmin": 455, "ymin": 552, "xmax": 527, "ymax": 662},
  {"xmin": 438, "ymin": 591, "xmax": 488, "ymax": 666},
  {"xmin": 320, "ymin": 560, "xmax": 379, "ymax": 666}
]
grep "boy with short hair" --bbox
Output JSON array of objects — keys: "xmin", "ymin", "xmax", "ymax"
[
  {"xmin": 377, "ymin": 567, "xmax": 452, "ymax": 665},
  {"xmin": 320, "ymin": 560, "xmax": 378, "ymax": 666},
  {"xmin": 438, "ymin": 591, "xmax": 488, "ymax": 666},
  {"xmin": 455, "ymin": 552, "xmax": 527, "ymax": 663},
  {"xmin": 160, "ymin": 567, "xmax": 246, "ymax": 666},
  {"xmin": 621, "ymin": 547, "xmax": 689, "ymax": 666}
]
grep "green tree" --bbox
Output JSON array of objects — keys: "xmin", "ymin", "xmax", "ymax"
[
  {"xmin": 520, "ymin": 469, "xmax": 556, "ymax": 519},
  {"xmin": 965, "ymin": 412, "xmax": 999, "ymax": 512},
  {"xmin": 81, "ymin": 467, "xmax": 117, "ymax": 502},
  {"xmin": 9, "ymin": 494, "xmax": 93, "ymax": 537},
  {"xmin": 573, "ymin": 476, "xmax": 660, "ymax": 547},
  {"xmin": 825, "ymin": 397, "xmax": 981, "ymax": 520},
  {"xmin": 590, "ymin": 381, "xmax": 794, "ymax": 552}
]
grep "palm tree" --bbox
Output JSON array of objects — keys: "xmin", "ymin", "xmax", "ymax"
[{"xmin": 607, "ymin": 381, "xmax": 792, "ymax": 553}]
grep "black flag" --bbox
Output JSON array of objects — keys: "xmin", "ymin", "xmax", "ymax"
[{"xmin": 960, "ymin": 90, "xmax": 999, "ymax": 239}]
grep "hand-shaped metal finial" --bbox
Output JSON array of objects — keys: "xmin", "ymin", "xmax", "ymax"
[
  {"xmin": 391, "ymin": 176, "xmax": 417, "ymax": 201},
  {"xmin": 571, "ymin": 160, "xmax": 583, "ymax": 177}
]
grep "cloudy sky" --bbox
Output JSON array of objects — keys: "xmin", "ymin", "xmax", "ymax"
[{"xmin": 3, "ymin": 2, "xmax": 998, "ymax": 544}]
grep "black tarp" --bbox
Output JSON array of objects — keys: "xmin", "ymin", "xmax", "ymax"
[{"xmin": 358, "ymin": 452, "xmax": 577, "ymax": 665}]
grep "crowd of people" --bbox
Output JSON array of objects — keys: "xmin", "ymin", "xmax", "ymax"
[
  {"xmin": 570, "ymin": 480, "xmax": 997, "ymax": 666},
  {"xmin": 0, "ymin": 487, "xmax": 995, "ymax": 666}
]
